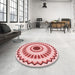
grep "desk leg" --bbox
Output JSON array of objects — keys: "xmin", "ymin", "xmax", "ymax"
[
  {"xmin": 64, "ymin": 28, "xmax": 65, "ymax": 33},
  {"xmin": 50, "ymin": 27, "xmax": 52, "ymax": 33}
]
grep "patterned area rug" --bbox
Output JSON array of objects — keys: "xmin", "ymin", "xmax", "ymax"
[{"xmin": 16, "ymin": 42, "xmax": 58, "ymax": 67}]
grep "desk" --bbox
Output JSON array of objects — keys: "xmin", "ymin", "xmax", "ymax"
[
  {"xmin": 49, "ymin": 21, "xmax": 68, "ymax": 33},
  {"xmin": 36, "ymin": 21, "xmax": 49, "ymax": 28}
]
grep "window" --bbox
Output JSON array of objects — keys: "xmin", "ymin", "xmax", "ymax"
[
  {"xmin": 10, "ymin": 0, "xmax": 18, "ymax": 22},
  {"xmin": 19, "ymin": 0, "xmax": 24, "ymax": 22},
  {"xmin": 0, "ymin": 0, "xmax": 7, "ymax": 22},
  {"xmin": 25, "ymin": 0, "xmax": 28, "ymax": 21}
]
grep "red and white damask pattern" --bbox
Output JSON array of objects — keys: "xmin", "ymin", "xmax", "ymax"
[{"xmin": 16, "ymin": 42, "xmax": 58, "ymax": 67}]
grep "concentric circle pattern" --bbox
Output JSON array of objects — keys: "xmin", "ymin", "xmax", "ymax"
[{"xmin": 16, "ymin": 42, "xmax": 58, "ymax": 67}]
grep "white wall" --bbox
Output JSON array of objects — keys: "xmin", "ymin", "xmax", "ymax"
[
  {"xmin": 72, "ymin": 0, "xmax": 75, "ymax": 28},
  {"xmin": 30, "ymin": 0, "xmax": 73, "ymax": 25}
]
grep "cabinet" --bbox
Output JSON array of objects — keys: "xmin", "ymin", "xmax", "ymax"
[{"xmin": 36, "ymin": 22, "xmax": 40, "ymax": 28}]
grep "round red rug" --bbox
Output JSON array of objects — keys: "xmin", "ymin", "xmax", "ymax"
[{"xmin": 16, "ymin": 42, "xmax": 58, "ymax": 67}]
